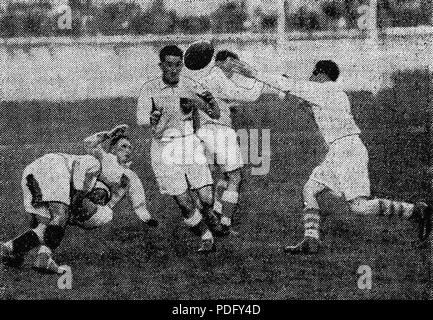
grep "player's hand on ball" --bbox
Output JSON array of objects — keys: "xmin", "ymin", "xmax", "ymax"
[
  {"xmin": 196, "ymin": 91, "xmax": 220, "ymax": 119},
  {"xmin": 197, "ymin": 91, "xmax": 215, "ymax": 104},
  {"xmin": 150, "ymin": 110, "xmax": 162, "ymax": 125}
]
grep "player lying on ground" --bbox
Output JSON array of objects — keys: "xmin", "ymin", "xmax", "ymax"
[
  {"xmin": 197, "ymin": 50, "xmax": 276, "ymax": 235},
  {"xmin": 0, "ymin": 151, "xmax": 101, "ymax": 273},
  {"xmin": 137, "ymin": 45, "xmax": 224, "ymax": 252},
  {"xmin": 79, "ymin": 124, "xmax": 158, "ymax": 229},
  {"xmin": 230, "ymin": 59, "xmax": 432, "ymax": 254}
]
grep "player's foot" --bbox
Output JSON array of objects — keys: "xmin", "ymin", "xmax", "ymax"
[
  {"xmin": 197, "ymin": 238, "xmax": 215, "ymax": 253},
  {"xmin": 221, "ymin": 224, "xmax": 240, "ymax": 237},
  {"xmin": 411, "ymin": 201, "xmax": 432, "ymax": 241},
  {"xmin": 283, "ymin": 236, "xmax": 320, "ymax": 255},
  {"xmin": 33, "ymin": 252, "xmax": 65, "ymax": 274},
  {"xmin": 0, "ymin": 242, "xmax": 24, "ymax": 267},
  {"xmin": 144, "ymin": 218, "xmax": 159, "ymax": 228},
  {"xmin": 204, "ymin": 213, "xmax": 229, "ymax": 237}
]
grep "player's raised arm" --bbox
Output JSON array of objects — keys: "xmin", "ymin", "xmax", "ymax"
[
  {"xmin": 83, "ymin": 124, "xmax": 129, "ymax": 159},
  {"xmin": 137, "ymin": 83, "xmax": 154, "ymax": 126},
  {"xmin": 232, "ymin": 58, "xmax": 338, "ymax": 106},
  {"xmin": 204, "ymin": 65, "xmax": 264, "ymax": 102},
  {"xmin": 137, "ymin": 81, "xmax": 168, "ymax": 138}
]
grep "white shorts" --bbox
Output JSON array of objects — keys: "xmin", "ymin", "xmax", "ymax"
[
  {"xmin": 151, "ymin": 135, "xmax": 213, "ymax": 196},
  {"xmin": 197, "ymin": 124, "xmax": 243, "ymax": 173},
  {"xmin": 309, "ymin": 135, "xmax": 371, "ymax": 201},
  {"xmin": 22, "ymin": 153, "xmax": 72, "ymax": 219}
]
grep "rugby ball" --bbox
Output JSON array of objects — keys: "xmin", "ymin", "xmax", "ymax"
[{"xmin": 184, "ymin": 41, "xmax": 214, "ymax": 71}]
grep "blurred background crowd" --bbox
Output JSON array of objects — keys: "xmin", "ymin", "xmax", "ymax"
[{"xmin": 0, "ymin": 0, "xmax": 430, "ymax": 37}]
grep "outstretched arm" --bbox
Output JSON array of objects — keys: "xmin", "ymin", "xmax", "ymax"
[
  {"xmin": 203, "ymin": 66, "xmax": 264, "ymax": 103},
  {"xmin": 83, "ymin": 124, "xmax": 129, "ymax": 159},
  {"xmin": 227, "ymin": 59, "xmax": 326, "ymax": 105},
  {"xmin": 107, "ymin": 172, "xmax": 158, "ymax": 227},
  {"xmin": 127, "ymin": 172, "xmax": 158, "ymax": 226}
]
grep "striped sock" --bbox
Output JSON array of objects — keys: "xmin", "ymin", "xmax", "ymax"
[
  {"xmin": 379, "ymin": 199, "xmax": 414, "ymax": 219},
  {"xmin": 213, "ymin": 179, "xmax": 228, "ymax": 215},
  {"xmin": 303, "ymin": 208, "xmax": 320, "ymax": 240},
  {"xmin": 220, "ymin": 190, "xmax": 239, "ymax": 226}
]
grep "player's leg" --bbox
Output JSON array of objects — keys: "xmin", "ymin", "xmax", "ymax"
[
  {"xmin": 349, "ymin": 197, "xmax": 432, "ymax": 241},
  {"xmin": 214, "ymin": 169, "xmax": 242, "ymax": 235},
  {"xmin": 195, "ymin": 184, "xmax": 227, "ymax": 237},
  {"xmin": 173, "ymin": 191, "xmax": 215, "ymax": 252},
  {"xmin": 341, "ymin": 135, "xmax": 432, "ymax": 240},
  {"xmin": 213, "ymin": 127, "xmax": 244, "ymax": 233},
  {"xmin": 1, "ymin": 203, "xmax": 67, "ymax": 274},
  {"xmin": 2, "ymin": 172, "xmax": 51, "ymax": 266},
  {"xmin": 284, "ymin": 178, "xmax": 327, "ymax": 254},
  {"xmin": 33, "ymin": 202, "xmax": 68, "ymax": 274}
]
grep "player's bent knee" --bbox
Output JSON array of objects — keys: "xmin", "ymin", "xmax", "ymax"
[
  {"xmin": 303, "ymin": 180, "xmax": 324, "ymax": 199},
  {"xmin": 43, "ymin": 224, "xmax": 65, "ymax": 249},
  {"xmin": 197, "ymin": 186, "xmax": 214, "ymax": 206},
  {"xmin": 302, "ymin": 180, "xmax": 325, "ymax": 209}
]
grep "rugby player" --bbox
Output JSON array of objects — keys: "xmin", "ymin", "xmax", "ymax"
[
  {"xmin": 231, "ymin": 59, "xmax": 432, "ymax": 254},
  {"xmin": 197, "ymin": 50, "xmax": 268, "ymax": 234},
  {"xmin": 0, "ymin": 151, "xmax": 101, "ymax": 273},
  {"xmin": 80, "ymin": 124, "xmax": 158, "ymax": 228},
  {"xmin": 136, "ymin": 45, "xmax": 222, "ymax": 252}
]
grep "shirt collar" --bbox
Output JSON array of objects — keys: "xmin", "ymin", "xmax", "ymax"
[{"xmin": 159, "ymin": 77, "xmax": 181, "ymax": 90}]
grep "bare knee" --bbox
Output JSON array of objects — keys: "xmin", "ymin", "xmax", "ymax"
[
  {"xmin": 225, "ymin": 169, "xmax": 242, "ymax": 191},
  {"xmin": 302, "ymin": 180, "xmax": 325, "ymax": 209},
  {"xmin": 197, "ymin": 185, "xmax": 214, "ymax": 206}
]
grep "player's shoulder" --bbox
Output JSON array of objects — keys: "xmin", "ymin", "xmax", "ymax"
[
  {"xmin": 139, "ymin": 77, "xmax": 162, "ymax": 93},
  {"xmin": 180, "ymin": 75, "xmax": 202, "ymax": 89},
  {"xmin": 74, "ymin": 154, "xmax": 101, "ymax": 170}
]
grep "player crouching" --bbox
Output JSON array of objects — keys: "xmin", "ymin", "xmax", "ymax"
[
  {"xmin": 0, "ymin": 152, "xmax": 101, "ymax": 273},
  {"xmin": 80, "ymin": 124, "xmax": 158, "ymax": 229}
]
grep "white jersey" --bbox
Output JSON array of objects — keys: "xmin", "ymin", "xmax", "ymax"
[
  {"xmin": 200, "ymin": 66, "xmax": 264, "ymax": 127},
  {"xmin": 257, "ymin": 74, "xmax": 361, "ymax": 145},
  {"xmin": 83, "ymin": 136, "xmax": 151, "ymax": 222},
  {"xmin": 97, "ymin": 152, "xmax": 147, "ymax": 216},
  {"xmin": 137, "ymin": 76, "xmax": 204, "ymax": 140}
]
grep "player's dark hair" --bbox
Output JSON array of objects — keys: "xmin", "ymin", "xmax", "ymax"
[
  {"xmin": 159, "ymin": 45, "xmax": 183, "ymax": 62},
  {"xmin": 313, "ymin": 60, "xmax": 339, "ymax": 81},
  {"xmin": 215, "ymin": 50, "xmax": 239, "ymax": 62},
  {"xmin": 109, "ymin": 134, "xmax": 131, "ymax": 151}
]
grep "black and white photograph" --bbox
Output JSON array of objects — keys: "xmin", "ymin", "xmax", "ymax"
[{"xmin": 0, "ymin": 0, "xmax": 431, "ymax": 304}]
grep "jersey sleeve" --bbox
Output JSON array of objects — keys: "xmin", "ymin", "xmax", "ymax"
[
  {"xmin": 203, "ymin": 68, "xmax": 264, "ymax": 102},
  {"xmin": 72, "ymin": 155, "xmax": 100, "ymax": 191},
  {"xmin": 256, "ymin": 73, "xmax": 328, "ymax": 106},
  {"xmin": 83, "ymin": 131, "xmax": 109, "ymax": 160},
  {"xmin": 126, "ymin": 170, "xmax": 151, "ymax": 222}
]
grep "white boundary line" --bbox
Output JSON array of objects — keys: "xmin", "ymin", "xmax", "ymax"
[{"xmin": 0, "ymin": 26, "xmax": 430, "ymax": 46}]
